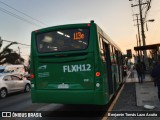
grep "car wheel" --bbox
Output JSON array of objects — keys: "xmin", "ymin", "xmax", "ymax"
[
  {"xmin": 0, "ymin": 88, "xmax": 7, "ymax": 98},
  {"xmin": 24, "ymin": 84, "xmax": 30, "ymax": 92}
]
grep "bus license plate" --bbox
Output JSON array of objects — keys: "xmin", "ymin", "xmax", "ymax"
[{"xmin": 58, "ymin": 83, "xmax": 69, "ymax": 89}]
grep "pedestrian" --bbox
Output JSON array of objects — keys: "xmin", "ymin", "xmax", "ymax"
[
  {"xmin": 141, "ymin": 61, "xmax": 146, "ymax": 80},
  {"xmin": 136, "ymin": 60, "xmax": 144, "ymax": 83},
  {"xmin": 151, "ymin": 60, "xmax": 157, "ymax": 86},
  {"xmin": 151, "ymin": 57, "xmax": 160, "ymax": 101}
]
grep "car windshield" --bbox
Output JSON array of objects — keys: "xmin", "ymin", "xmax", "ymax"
[
  {"xmin": 0, "ymin": 69, "xmax": 4, "ymax": 73},
  {"xmin": 36, "ymin": 28, "xmax": 89, "ymax": 53}
]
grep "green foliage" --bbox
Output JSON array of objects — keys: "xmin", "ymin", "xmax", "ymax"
[{"xmin": 0, "ymin": 42, "xmax": 24, "ymax": 65}]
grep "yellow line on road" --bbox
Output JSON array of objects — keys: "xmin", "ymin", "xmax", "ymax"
[{"xmin": 102, "ymin": 83, "xmax": 125, "ymax": 120}]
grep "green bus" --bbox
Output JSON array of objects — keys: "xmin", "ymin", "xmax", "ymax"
[{"xmin": 30, "ymin": 20, "xmax": 124, "ymax": 105}]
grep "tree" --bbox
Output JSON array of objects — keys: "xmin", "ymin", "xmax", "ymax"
[{"xmin": 0, "ymin": 42, "xmax": 24, "ymax": 65}]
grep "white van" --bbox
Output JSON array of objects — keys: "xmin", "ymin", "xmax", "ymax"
[
  {"xmin": 0, "ymin": 66, "xmax": 5, "ymax": 73},
  {"xmin": 0, "ymin": 65, "xmax": 25, "ymax": 75}
]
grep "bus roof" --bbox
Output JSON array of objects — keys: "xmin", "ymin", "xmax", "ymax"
[
  {"xmin": 33, "ymin": 22, "xmax": 89, "ymax": 33},
  {"xmin": 33, "ymin": 20, "xmax": 121, "ymax": 52}
]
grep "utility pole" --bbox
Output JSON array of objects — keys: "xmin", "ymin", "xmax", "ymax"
[
  {"xmin": 134, "ymin": 14, "xmax": 141, "ymax": 60},
  {"xmin": 139, "ymin": 0, "xmax": 149, "ymax": 67},
  {"xmin": 130, "ymin": 0, "xmax": 151, "ymax": 68},
  {"xmin": 138, "ymin": 0, "xmax": 148, "ymax": 64},
  {"xmin": 138, "ymin": 0, "xmax": 146, "ymax": 46},
  {"xmin": 0, "ymin": 36, "xmax": 2, "ymax": 48},
  {"xmin": 18, "ymin": 46, "xmax": 21, "ymax": 56},
  {"xmin": 135, "ymin": 14, "xmax": 141, "ymax": 47}
]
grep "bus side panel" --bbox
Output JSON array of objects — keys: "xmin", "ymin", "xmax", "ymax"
[
  {"xmin": 91, "ymin": 24, "xmax": 109, "ymax": 104},
  {"xmin": 30, "ymin": 32, "xmax": 37, "ymax": 91}
]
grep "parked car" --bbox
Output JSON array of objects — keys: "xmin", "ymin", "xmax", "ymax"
[
  {"xmin": 0, "ymin": 74, "xmax": 31, "ymax": 98},
  {"xmin": 24, "ymin": 73, "xmax": 31, "ymax": 80}
]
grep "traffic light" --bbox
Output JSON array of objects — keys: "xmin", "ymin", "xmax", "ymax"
[{"xmin": 126, "ymin": 49, "xmax": 132, "ymax": 59}]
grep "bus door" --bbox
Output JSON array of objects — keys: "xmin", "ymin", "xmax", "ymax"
[{"xmin": 103, "ymin": 42, "xmax": 114, "ymax": 95}]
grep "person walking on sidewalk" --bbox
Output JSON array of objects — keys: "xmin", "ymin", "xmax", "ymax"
[
  {"xmin": 151, "ymin": 58, "xmax": 160, "ymax": 101},
  {"xmin": 151, "ymin": 60, "xmax": 158, "ymax": 86},
  {"xmin": 141, "ymin": 61, "xmax": 146, "ymax": 80},
  {"xmin": 136, "ymin": 60, "xmax": 144, "ymax": 83}
]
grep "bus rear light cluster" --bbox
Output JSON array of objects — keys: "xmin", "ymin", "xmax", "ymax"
[
  {"xmin": 30, "ymin": 74, "xmax": 35, "ymax": 79},
  {"xmin": 96, "ymin": 72, "xmax": 101, "ymax": 77},
  {"xmin": 96, "ymin": 83, "xmax": 100, "ymax": 87},
  {"xmin": 34, "ymin": 30, "xmax": 38, "ymax": 32}
]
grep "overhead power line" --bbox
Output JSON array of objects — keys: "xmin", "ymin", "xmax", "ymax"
[
  {"xmin": 0, "ymin": 1, "xmax": 48, "ymax": 26},
  {"xmin": 1, "ymin": 39, "xmax": 30, "ymax": 46},
  {"xmin": 0, "ymin": 6, "xmax": 41, "ymax": 27}
]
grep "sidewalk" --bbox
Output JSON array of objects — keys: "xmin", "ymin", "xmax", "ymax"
[{"xmin": 127, "ymin": 70, "xmax": 160, "ymax": 108}]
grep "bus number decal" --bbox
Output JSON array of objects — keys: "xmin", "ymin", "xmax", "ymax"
[
  {"xmin": 86, "ymin": 64, "xmax": 91, "ymax": 71},
  {"xmin": 63, "ymin": 64, "xmax": 91, "ymax": 72}
]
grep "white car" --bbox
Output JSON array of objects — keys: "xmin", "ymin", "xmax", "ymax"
[{"xmin": 0, "ymin": 74, "xmax": 31, "ymax": 98}]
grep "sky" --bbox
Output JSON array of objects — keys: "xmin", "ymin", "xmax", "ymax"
[{"xmin": 0, "ymin": 0, "xmax": 160, "ymax": 62}]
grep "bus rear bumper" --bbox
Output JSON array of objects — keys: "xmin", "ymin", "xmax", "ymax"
[{"xmin": 31, "ymin": 90, "xmax": 109, "ymax": 105}]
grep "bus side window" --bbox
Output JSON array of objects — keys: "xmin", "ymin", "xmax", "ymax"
[
  {"xmin": 112, "ymin": 47, "xmax": 117, "ymax": 64},
  {"xmin": 98, "ymin": 34, "xmax": 104, "ymax": 54},
  {"xmin": 110, "ymin": 46, "xmax": 114, "ymax": 64},
  {"xmin": 115, "ymin": 50, "xmax": 121, "ymax": 66}
]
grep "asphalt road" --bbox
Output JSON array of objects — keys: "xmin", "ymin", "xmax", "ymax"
[
  {"xmin": 0, "ymin": 91, "xmax": 107, "ymax": 120},
  {"xmin": 0, "ymin": 92, "xmax": 48, "ymax": 111}
]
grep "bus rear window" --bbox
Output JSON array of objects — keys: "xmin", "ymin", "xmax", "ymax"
[{"xmin": 36, "ymin": 28, "xmax": 89, "ymax": 53}]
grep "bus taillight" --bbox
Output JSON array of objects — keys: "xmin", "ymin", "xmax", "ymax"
[
  {"xmin": 34, "ymin": 30, "xmax": 38, "ymax": 32},
  {"xmin": 87, "ymin": 24, "xmax": 90, "ymax": 27},
  {"xmin": 96, "ymin": 72, "xmax": 101, "ymax": 77},
  {"xmin": 30, "ymin": 74, "xmax": 35, "ymax": 79}
]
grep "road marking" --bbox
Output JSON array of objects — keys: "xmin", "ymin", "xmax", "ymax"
[{"xmin": 102, "ymin": 83, "xmax": 125, "ymax": 120}]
